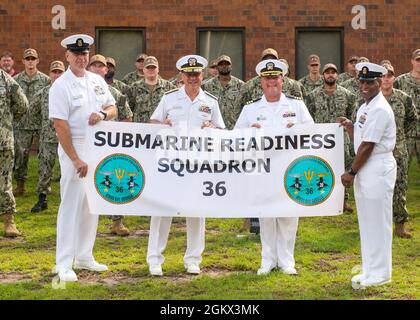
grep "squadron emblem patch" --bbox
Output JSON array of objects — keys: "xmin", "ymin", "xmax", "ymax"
[
  {"xmin": 95, "ymin": 154, "xmax": 145, "ymax": 204},
  {"xmin": 284, "ymin": 155, "xmax": 334, "ymax": 206}
]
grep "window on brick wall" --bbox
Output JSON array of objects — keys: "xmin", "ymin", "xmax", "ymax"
[
  {"xmin": 295, "ymin": 28, "xmax": 344, "ymax": 80},
  {"xmin": 197, "ymin": 28, "xmax": 245, "ymax": 80},
  {"xmin": 96, "ymin": 28, "xmax": 145, "ymax": 80}
]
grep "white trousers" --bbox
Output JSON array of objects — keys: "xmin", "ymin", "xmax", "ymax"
[
  {"xmin": 354, "ymin": 153, "xmax": 396, "ymax": 280},
  {"xmin": 56, "ymin": 143, "xmax": 99, "ymax": 270},
  {"xmin": 147, "ymin": 216, "xmax": 205, "ymax": 266},
  {"xmin": 259, "ymin": 217, "xmax": 299, "ymax": 269}
]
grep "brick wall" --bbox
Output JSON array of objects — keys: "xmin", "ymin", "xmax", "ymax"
[{"xmin": 0, "ymin": 0, "xmax": 418, "ymax": 80}]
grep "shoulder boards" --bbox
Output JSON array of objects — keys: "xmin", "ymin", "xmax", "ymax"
[
  {"xmin": 285, "ymin": 94, "xmax": 302, "ymax": 100},
  {"xmin": 204, "ymin": 90, "xmax": 218, "ymax": 100},
  {"xmin": 245, "ymin": 97, "xmax": 261, "ymax": 105},
  {"xmin": 164, "ymin": 88, "xmax": 179, "ymax": 95}
]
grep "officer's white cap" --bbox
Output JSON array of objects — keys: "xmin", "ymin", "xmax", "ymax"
[
  {"xmin": 256, "ymin": 59, "xmax": 288, "ymax": 77},
  {"xmin": 61, "ymin": 34, "xmax": 94, "ymax": 52},
  {"xmin": 176, "ymin": 55, "xmax": 208, "ymax": 72},
  {"xmin": 356, "ymin": 62, "xmax": 387, "ymax": 80}
]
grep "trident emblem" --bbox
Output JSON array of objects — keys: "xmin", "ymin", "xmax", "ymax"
[
  {"xmin": 115, "ymin": 168, "xmax": 125, "ymax": 184},
  {"xmin": 304, "ymin": 169, "xmax": 314, "ymax": 185}
]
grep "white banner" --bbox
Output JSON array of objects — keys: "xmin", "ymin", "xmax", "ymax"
[{"xmin": 83, "ymin": 122, "xmax": 345, "ymax": 217}]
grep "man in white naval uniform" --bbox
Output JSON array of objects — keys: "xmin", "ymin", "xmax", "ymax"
[
  {"xmin": 49, "ymin": 34, "xmax": 117, "ymax": 282},
  {"xmin": 235, "ymin": 59, "xmax": 314, "ymax": 275},
  {"xmin": 339, "ymin": 62, "xmax": 397, "ymax": 288},
  {"xmin": 147, "ymin": 55, "xmax": 225, "ymax": 276}
]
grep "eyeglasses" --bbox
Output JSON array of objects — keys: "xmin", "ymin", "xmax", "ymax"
[{"xmin": 25, "ymin": 57, "xmax": 37, "ymax": 61}]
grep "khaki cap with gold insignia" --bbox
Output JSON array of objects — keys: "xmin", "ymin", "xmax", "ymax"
[
  {"xmin": 89, "ymin": 54, "xmax": 107, "ymax": 66},
  {"xmin": 322, "ymin": 63, "xmax": 338, "ymax": 73},
  {"xmin": 308, "ymin": 54, "xmax": 320, "ymax": 65},
  {"xmin": 23, "ymin": 48, "xmax": 39, "ymax": 59},
  {"xmin": 412, "ymin": 48, "xmax": 420, "ymax": 60},
  {"xmin": 136, "ymin": 53, "xmax": 148, "ymax": 62},
  {"xmin": 144, "ymin": 56, "xmax": 159, "ymax": 68},
  {"xmin": 106, "ymin": 57, "xmax": 116, "ymax": 67},
  {"xmin": 261, "ymin": 48, "xmax": 279, "ymax": 60},
  {"xmin": 50, "ymin": 60, "xmax": 65, "ymax": 72}
]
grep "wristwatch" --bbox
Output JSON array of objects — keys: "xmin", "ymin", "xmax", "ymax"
[
  {"xmin": 99, "ymin": 111, "xmax": 107, "ymax": 120},
  {"xmin": 348, "ymin": 168, "xmax": 357, "ymax": 176}
]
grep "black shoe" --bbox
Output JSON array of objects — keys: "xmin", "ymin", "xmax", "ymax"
[
  {"xmin": 250, "ymin": 218, "xmax": 260, "ymax": 234},
  {"xmin": 31, "ymin": 194, "xmax": 48, "ymax": 213}
]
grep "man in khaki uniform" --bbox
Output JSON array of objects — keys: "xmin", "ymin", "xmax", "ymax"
[
  {"xmin": 13, "ymin": 48, "xmax": 50, "ymax": 196},
  {"xmin": 88, "ymin": 54, "xmax": 133, "ymax": 236},
  {"xmin": 0, "ymin": 68, "xmax": 28, "ymax": 237},
  {"xmin": 338, "ymin": 55, "xmax": 359, "ymax": 85},
  {"xmin": 298, "ymin": 54, "xmax": 324, "ymax": 96},
  {"xmin": 382, "ymin": 62, "xmax": 418, "ymax": 238},
  {"xmin": 202, "ymin": 55, "xmax": 244, "ymax": 129},
  {"xmin": 128, "ymin": 56, "xmax": 175, "ymax": 123},
  {"xmin": 122, "ymin": 53, "xmax": 147, "ymax": 86},
  {"xmin": 305, "ymin": 63, "xmax": 357, "ymax": 212},
  {"xmin": 30, "ymin": 61, "xmax": 65, "ymax": 213},
  {"xmin": 394, "ymin": 49, "xmax": 420, "ymax": 170}
]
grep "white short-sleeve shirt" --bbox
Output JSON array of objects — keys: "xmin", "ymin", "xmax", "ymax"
[
  {"xmin": 150, "ymin": 86, "xmax": 225, "ymax": 130},
  {"xmin": 49, "ymin": 68, "xmax": 116, "ymax": 140},
  {"xmin": 234, "ymin": 94, "xmax": 314, "ymax": 129},
  {"xmin": 354, "ymin": 92, "xmax": 396, "ymax": 155}
]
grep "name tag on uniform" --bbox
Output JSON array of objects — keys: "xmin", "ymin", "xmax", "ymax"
[{"xmin": 282, "ymin": 111, "xmax": 296, "ymax": 118}]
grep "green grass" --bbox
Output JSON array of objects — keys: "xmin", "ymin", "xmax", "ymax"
[{"xmin": 0, "ymin": 155, "xmax": 419, "ymax": 300}]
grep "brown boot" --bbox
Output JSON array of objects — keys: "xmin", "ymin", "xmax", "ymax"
[
  {"xmin": 343, "ymin": 200, "xmax": 354, "ymax": 213},
  {"xmin": 394, "ymin": 223, "xmax": 412, "ymax": 239},
  {"xmin": 13, "ymin": 180, "xmax": 25, "ymax": 197},
  {"xmin": 111, "ymin": 218, "xmax": 130, "ymax": 236},
  {"xmin": 3, "ymin": 213, "xmax": 22, "ymax": 237}
]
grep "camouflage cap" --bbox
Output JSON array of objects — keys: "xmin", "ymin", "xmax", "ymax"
[
  {"xmin": 379, "ymin": 59, "xmax": 392, "ymax": 66},
  {"xmin": 308, "ymin": 54, "xmax": 320, "ymax": 65},
  {"xmin": 144, "ymin": 55, "xmax": 159, "ymax": 68},
  {"xmin": 322, "ymin": 63, "xmax": 338, "ymax": 73},
  {"xmin": 208, "ymin": 59, "xmax": 218, "ymax": 68},
  {"xmin": 381, "ymin": 63, "xmax": 395, "ymax": 75},
  {"xmin": 136, "ymin": 53, "xmax": 148, "ymax": 61},
  {"xmin": 261, "ymin": 48, "xmax": 279, "ymax": 60},
  {"xmin": 106, "ymin": 57, "xmax": 116, "ymax": 67},
  {"xmin": 357, "ymin": 56, "xmax": 370, "ymax": 63},
  {"xmin": 23, "ymin": 48, "xmax": 38, "ymax": 59},
  {"xmin": 412, "ymin": 48, "xmax": 420, "ymax": 60},
  {"xmin": 348, "ymin": 55, "xmax": 359, "ymax": 62},
  {"xmin": 217, "ymin": 55, "xmax": 232, "ymax": 65},
  {"xmin": 89, "ymin": 54, "xmax": 107, "ymax": 66},
  {"xmin": 49, "ymin": 60, "xmax": 65, "ymax": 72}
]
